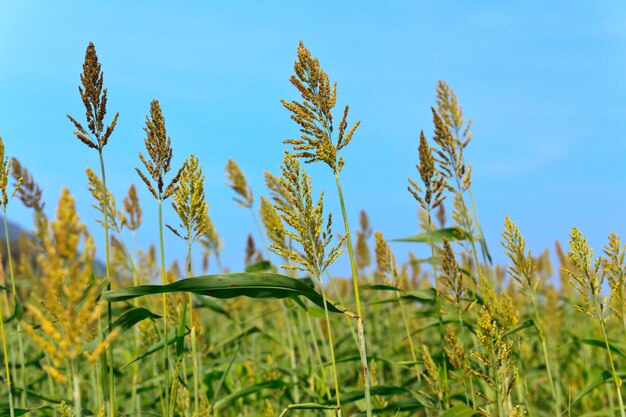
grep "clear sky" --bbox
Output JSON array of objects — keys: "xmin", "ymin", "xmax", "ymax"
[{"xmin": 1, "ymin": 1, "xmax": 625, "ymax": 277}]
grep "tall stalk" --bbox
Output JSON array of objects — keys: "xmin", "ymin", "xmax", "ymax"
[
  {"xmin": 600, "ymin": 317, "xmax": 626, "ymax": 417},
  {"xmin": 334, "ymin": 173, "xmax": 372, "ymax": 417},
  {"xmin": 0, "ymin": 292, "xmax": 14, "ymax": 417},
  {"xmin": 136, "ymin": 98, "xmax": 181, "ymax": 417},
  {"xmin": 98, "ymin": 151, "xmax": 116, "ymax": 416},
  {"xmin": 2, "ymin": 209, "xmax": 26, "ymax": 407},
  {"xmin": 67, "ymin": 42, "xmax": 119, "ymax": 416},
  {"xmin": 157, "ymin": 199, "xmax": 170, "ymax": 415}
]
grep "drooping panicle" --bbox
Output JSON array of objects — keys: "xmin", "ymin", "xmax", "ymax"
[{"xmin": 225, "ymin": 159, "xmax": 254, "ymax": 208}]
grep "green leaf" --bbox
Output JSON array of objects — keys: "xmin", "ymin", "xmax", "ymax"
[
  {"xmin": 503, "ymin": 319, "xmax": 535, "ymax": 337},
  {"xmin": 195, "ymin": 296, "xmax": 231, "ymax": 319},
  {"xmin": 439, "ymin": 404, "xmax": 479, "ymax": 417},
  {"xmin": 121, "ymin": 328, "xmax": 189, "ymax": 369},
  {"xmin": 0, "ymin": 406, "xmax": 55, "ymax": 417},
  {"xmin": 212, "ymin": 380, "xmax": 290, "ymax": 411},
  {"xmin": 571, "ymin": 370, "xmax": 626, "ymax": 406},
  {"xmin": 392, "ymin": 227, "xmax": 467, "ymax": 244},
  {"xmin": 574, "ymin": 338, "xmax": 626, "ymax": 359},
  {"xmin": 244, "ymin": 260, "xmax": 273, "ymax": 273},
  {"xmin": 279, "ymin": 403, "xmax": 338, "ymax": 417},
  {"xmin": 107, "ymin": 307, "xmax": 160, "ymax": 333},
  {"xmin": 103, "ymin": 273, "xmax": 351, "ymax": 315}
]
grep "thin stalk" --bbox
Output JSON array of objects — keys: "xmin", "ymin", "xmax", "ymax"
[
  {"xmin": 186, "ymin": 239, "xmax": 200, "ymax": 417},
  {"xmin": 2, "ymin": 210, "xmax": 25, "ymax": 408},
  {"xmin": 0, "ymin": 290, "xmax": 14, "ymax": 417},
  {"xmin": 98, "ymin": 151, "xmax": 115, "ymax": 417},
  {"xmin": 600, "ymin": 319, "xmax": 626, "ymax": 417},
  {"xmin": 428, "ymin": 214, "xmax": 450, "ymax": 408},
  {"xmin": 457, "ymin": 311, "xmax": 476, "ymax": 407},
  {"xmin": 71, "ymin": 361, "xmax": 82, "ymax": 417},
  {"xmin": 318, "ymin": 281, "xmax": 342, "ymax": 417},
  {"xmin": 529, "ymin": 293, "xmax": 560, "ymax": 415},
  {"xmin": 158, "ymin": 199, "xmax": 170, "ymax": 417},
  {"xmin": 333, "ymin": 173, "xmax": 371, "ymax": 417},
  {"xmin": 395, "ymin": 291, "xmax": 420, "ymax": 382},
  {"xmin": 249, "ymin": 208, "xmax": 270, "ymax": 260},
  {"xmin": 304, "ymin": 312, "xmax": 331, "ymax": 399}
]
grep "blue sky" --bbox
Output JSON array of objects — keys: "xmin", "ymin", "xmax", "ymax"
[{"xmin": 1, "ymin": 1, "xmax": 625, "ymax": 277}]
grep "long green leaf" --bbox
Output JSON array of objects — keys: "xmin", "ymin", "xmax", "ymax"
[
  {"xmin": 103, "ymin": 273, "xmax": 350, "ymax": 315},
  {"xmin": 392, "ymin": 227, "xmax": 467, "ymax": 244},
  {"xmin": 573, "ymin": 338, "xmax": 626, "ymax": 359},
  {"xmin": 212, "ymin": 380, "xmax": 290, "ymax": 411},
  {"xmin": 571, "ymin": 370, "xmax": 626, "ymax": 406},
  {"xmin": 439, "ymin": 405, "xmax": 479, "ymax": 417}
]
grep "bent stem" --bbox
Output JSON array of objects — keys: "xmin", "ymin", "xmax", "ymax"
[{"xmin": 333, "ymin": 173, "xmax": 371, "ymax": 417}]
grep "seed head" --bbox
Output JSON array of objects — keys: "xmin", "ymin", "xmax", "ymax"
[
  {"xmin": 169, "ymin": 155, "xmax": 210, "ymax": 242},
  {"xmin": 136, "ymin": 100, "xmax": 181, "ymax": 200},
  {"xmin": 282, "ymin": 41, "xmax": 360, "ymax": 174},
  {"xmin": 122, "ymin": 184, "xmax": 142, "ymax": 231},
  {"xmin": 268, "ymin": 152, "xmax": 345, "ymax": 278},
  {"xmin": 225, "ymin": 159, "xmax": 254, "ymax": 208},
  {"xmin": 67, "ymin": 42, "xmax": 119, "ymax": 151}
]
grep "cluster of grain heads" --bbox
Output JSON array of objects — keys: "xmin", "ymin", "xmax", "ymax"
[{"xmin": 2, "ymin": 38, "xmax": 626, "ymax": 417}]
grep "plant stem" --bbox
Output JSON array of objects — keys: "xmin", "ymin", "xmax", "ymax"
[
  {"xmin": 72, "ymin": 361, "xmax": 82, "ymax": 417},
  {"xmin": 98, "ymin": 151, "xmax": 115, "ymax": 417},
  {"xmin": 333, "ymin": 172, "xmax": 371, "ymax": 417},
  {"xmin": 530, "ymin": 293, "xmax": 560, "ymax": 416},
  {"xmin": 158, "ymin": 199, "xmax": 170, "ymax": 417},
  {"xmin": 0, "ymin": 286, "xmax": 14, "ymax": 417},
  {"xmin": 2, "ymin": 209, "xmax": 25, "ymax": 407},
  {"xmin": 318, "ymin": 280, "xmax": 342, "ymax": 417},
  {"xmin": 600, "ymin": 318, "xmax": 626, "ymax": 417}
]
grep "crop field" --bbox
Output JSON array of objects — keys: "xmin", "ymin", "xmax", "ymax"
[{"xmin": 0, "ymin": 40, "xmax": 624, "ymax": 417}]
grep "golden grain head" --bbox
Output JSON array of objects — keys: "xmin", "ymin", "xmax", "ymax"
[
  {"xmin": 281, "ymin": 41, "xmax": 360, "ymax": 174},
  {"xmin": 122, "ymin": 184, "xmax": 142, "ymax": 231},
  {"xmin": 501, "ymin": 216, "xmax": 536, "ymax": 293},
  {"xmin": 85, "ymin": 167, "xmax": 118, "ymax": 231},
  {"xmin": 435, "ymin": 81, "xmax": 472, "ymax": 148},
  {"xmin": 565, "ymin": 227, "xmax": 605, "ymax": 319},
  {"xmin": 260, "ymin": 195, "xmax": 286, "ymax": 249},
  {"xmin": 408, "ymin": 132, "xmax": 448, "ymax": 213},
  {"xmin": 225, "ymin": 158, "xmax": 253, "ymax": 208},
  {"xmin": 268, "ymin": 152, "xmax": 344, "ymax": 277},
  {"xmin": 603, "ymin": 232, "xmax": 626, "ymax": 320},
  {"xmin": 170, "ymin": 154, "xmax": 210, "ymax": 241},
  {"xmin": 136, "ymin": 99, "xmax": 181, "ymax": 200}
]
